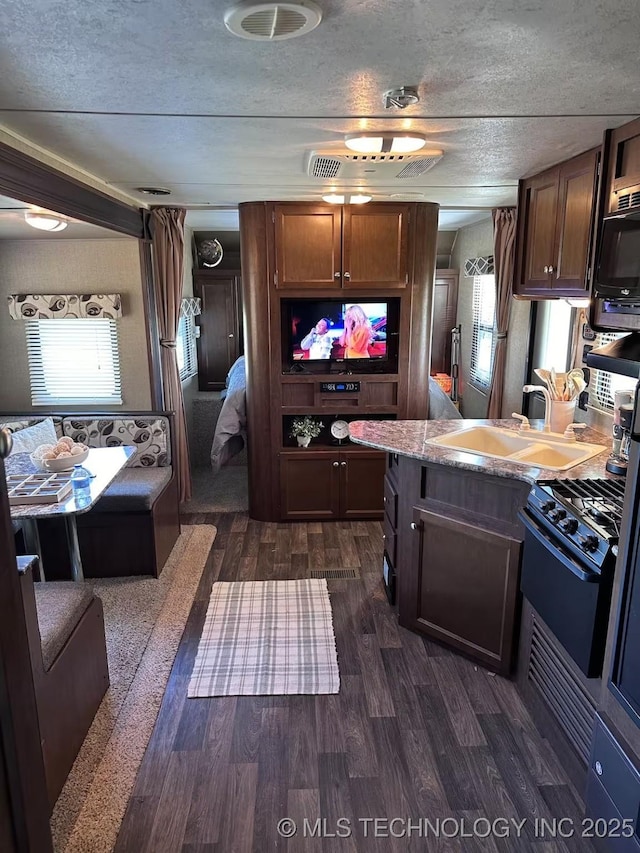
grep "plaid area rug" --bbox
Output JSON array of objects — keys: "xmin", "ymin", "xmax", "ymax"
[{"xmin": 188, "ymin": 579, "xmax": 340, "ymax": 696}]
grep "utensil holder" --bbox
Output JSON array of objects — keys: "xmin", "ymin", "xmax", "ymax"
[{"xmin": 549, "ymin": 400, "xmax": 576, "ymax": 434}]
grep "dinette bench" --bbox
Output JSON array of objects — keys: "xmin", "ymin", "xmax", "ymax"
[{"xmin": 3, "ymin": 411, "xmax": 181, "ymax": 579}]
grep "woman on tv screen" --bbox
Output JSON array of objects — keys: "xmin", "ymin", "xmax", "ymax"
[{"xmin": 340, "ymin": 304, "xmax": 372, "ymax": 359}]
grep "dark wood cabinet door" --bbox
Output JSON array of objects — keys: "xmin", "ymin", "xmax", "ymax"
[
  {"xmin": 430, "ymin": 270, "xmax": 459, "ymax": 374},
  {"xmin": 606, "ymin": 117, "xmax": 640, "ymax": 215},
  {"xmin": 194, "ymin": 273, "xmax": 242, "ymax": 391},
  {"xmin": 342, "ymin": 204, "xmax": 410, "ymax": 288},
  {"xmin": 516, "ymin": 169, "xmax": 558, "ymax": 294},
  {"xmin": 274, "ymin": 205, "xmax": 342, "ymax": 289},
  {"xmin": 339, "ymin": 449, "xmax": 385, "ymax": 518},
  {"xmin": 407, "ymin": 508, "xmax": 521, "ymax": 673},
  {"xmin": 279, "ymin": 451, "xmax": 340, "ymax": 520},
  {"xmin": 552, "ymin": 149, "xmax": 598, "ymax": 294}
]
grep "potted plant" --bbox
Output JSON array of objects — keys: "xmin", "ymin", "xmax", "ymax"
[{"xmin": 290, "ymin": 416, "xmax": 323, "ymax": 448}]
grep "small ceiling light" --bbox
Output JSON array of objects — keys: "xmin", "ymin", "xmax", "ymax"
[
  {"xmin": 24, "ymin": 212, "xmax": 68, "ymax": 232},
  {"xmin": 135, "ymin": 187, "xmax": 172, "ymax": 196},
  {"xmin": 322, "ymin": 193, "xmax": 372, "ymax": 205},
  {"xmin": 344, "ymin": 132, "xmax": 426, "ymax": 154},
  {"xmin": 383, "ymin": 86, "xmax": 420, "ymax": 110}
]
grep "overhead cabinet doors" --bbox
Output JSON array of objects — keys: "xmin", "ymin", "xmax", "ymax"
[{"xmin": 274, "ymin": 203, "xmax": 410, "ymax": 289}]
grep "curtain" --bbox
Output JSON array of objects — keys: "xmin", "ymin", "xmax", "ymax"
[
  {"xmin": 487, "ymin": 208, "xmax": 517, "ymax": 418},
  {"xmin": 150, "ymin": 208, "xmax": 192, "ymax": 502}
]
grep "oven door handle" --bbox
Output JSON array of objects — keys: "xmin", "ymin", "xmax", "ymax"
[{"xmin": 518, "ymin": 509, "xmax": 600, "ymax": 583}]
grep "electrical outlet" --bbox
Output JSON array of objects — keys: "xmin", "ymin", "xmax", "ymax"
[
  {"xmin": 578, "ymin": 390, "xmax": 589, "ymax": 411},
  {"xmin": 582, "ymin": 323, "xmax": 597, "ymax": 342}
]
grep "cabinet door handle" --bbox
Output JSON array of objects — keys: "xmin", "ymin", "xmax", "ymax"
[
  {"xmin": 543, "ymin": 265, "xmax": 549, "ymax": 274},
  {"xmin": 332, "ymin": 461, "xmax": 339, "ymax": 467},
  {"xmin": 340, "ymin": 461, "xmax": 347, "ymax": 466},
  {"xmin": 548, "ymin": 265, "xmax": 554, "ymax": 274},
  {"xmin": 228, "ymin": 334, "xmax": 234, "ymax": 338},
  {"xmin": 334, "ymin": 272, "xmax": 341, "ymax": 279},
  {"xmin": 410, "ymin": 522, "xmax": 420, "ymax": 531},
  {"xmin": 343, "ymin": 271, "xmax": 351, "ymax": 280}
]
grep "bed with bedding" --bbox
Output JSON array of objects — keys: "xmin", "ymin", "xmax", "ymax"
[
  {"xmin": 209, "ymin": 359, "xmax": 460, "ymax": 472},
  {"xmin": 210, "ymin": 356, "xmax": 247, "ymax": 472}
]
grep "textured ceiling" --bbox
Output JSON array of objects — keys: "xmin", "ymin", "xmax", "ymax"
[{"xmin": 0, "ymin": 0, "xmax": 637, "ymax": 214}]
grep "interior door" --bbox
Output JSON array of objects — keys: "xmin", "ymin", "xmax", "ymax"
[
  {"xmin": 194, "ymin": 276, "xmax": 240, "ymax": 390},
  {"xmin": 0, "ymin": 432, "xmax": 53, "ymax": 851},
  {"xmin": 274, "ymin": 205, "xmax": 342, "ymax": 289},
  {"xmin": 430, "ymin": 270, "xmax": 459, "ymax": 374},
  {"xmin": 342, "ymin": 204, "xmax": 410, "ymax": 288}
]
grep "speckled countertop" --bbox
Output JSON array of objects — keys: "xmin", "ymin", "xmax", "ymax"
[{"xmin": 349, "ymin": 418, "xmax": 618, "ymax": 483}]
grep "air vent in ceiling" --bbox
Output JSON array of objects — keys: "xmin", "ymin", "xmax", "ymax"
[
  {"xmin": 306, "ymin": 151, "xmax": 443, "ymax": 180},
  {"xmin": 224, "ymin": 1, "xmax": 322, "ymax": 41},
  {"xmin": 616, "ymin": 185, "xmax": 640, "ymax": 211}
]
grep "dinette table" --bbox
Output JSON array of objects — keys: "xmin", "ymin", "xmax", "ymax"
[{"xmin": 8, "ymin": 446, "xmax": 135, "ymax": 582}]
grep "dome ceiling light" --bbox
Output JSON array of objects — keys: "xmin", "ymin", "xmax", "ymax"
[
  {"xmin": 24, "ymin": 212, "xmax": 68, "ymax": 232},
  {"xmin": 344, "ymin": 132, "xmax": 427, "ymax": 155},
  {"xmin": 322, "ymin": 192, "xmax": 372, "ymax": 205}
]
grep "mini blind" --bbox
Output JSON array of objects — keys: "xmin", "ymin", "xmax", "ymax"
[
  {"xmin": 589, "ymin": 332, "xmax": 635, "ymax": 411},
  {"xmin": 177, "ymin": 315, "xmax": 198, "ymax": 381},
  {"xmin": 26, "ymin": 318, "xmax": 122, "ymax": 406},
  {"xmin": 470, "ymin": 274, "xmax": 496, "ymax": 389}
]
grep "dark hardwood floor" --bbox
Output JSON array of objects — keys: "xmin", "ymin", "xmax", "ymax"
[{"xmin": 115, "ymin": 513, "xmax": 594, "ymax": 853}]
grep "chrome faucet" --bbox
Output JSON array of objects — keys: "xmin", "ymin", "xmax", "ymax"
[{"xmin": 523, "ymin": 384, "xmax": 552, "ymax": 432}]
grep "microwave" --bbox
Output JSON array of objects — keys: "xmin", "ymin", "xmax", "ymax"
[{"xmin": 594, "ymin": 213, "xmax": 640, "ymax": 300}]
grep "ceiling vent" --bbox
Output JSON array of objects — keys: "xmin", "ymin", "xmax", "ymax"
[
  {"xmin": 224, "ymin": 1, "xmax": 323, "ymax": 41},
  {"xmin": 306, "ymin": 151, "xmax": 443, "ymax": 181}
]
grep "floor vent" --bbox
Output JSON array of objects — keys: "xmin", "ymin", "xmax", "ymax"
[
  {"xmin": 310, "ymin": 568, "xmax": 360, "ymax": 580},
  {"xmin": 528, "ymin": 614, "xmax": 596, "ymax": 763}
]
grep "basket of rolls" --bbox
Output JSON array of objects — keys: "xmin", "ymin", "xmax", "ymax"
[{"xmin": 31, "ymin": 437, "xmax": 90, "ymax": 472}]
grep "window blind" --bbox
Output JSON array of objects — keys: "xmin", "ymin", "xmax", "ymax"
[
  {"xmin": 177, "ymin": 315, "xmax": 198, "ymax": 381},
  {"xmin": 470, "ymin": 274, "xmax": 497, "ymax": 389},
  {"xmin": 589, "ymin": 332, "xmax": 635, "ymax": 411},
  {"xmin": 25, "ymin": 318, "xmax": 122, "ymax": 406}
]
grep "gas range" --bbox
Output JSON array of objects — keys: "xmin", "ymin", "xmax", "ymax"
[{"xmin": 526, "ymin": 478, "xmax": 626, "ymax": 572}]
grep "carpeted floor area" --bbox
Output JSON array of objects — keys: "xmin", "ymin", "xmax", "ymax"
[
  {"xmin": 181, "ymin": 465, "xmax": 248, "ymax": 514},
  {"xmin": 50, "ymin": 524, "xmax": 217, "ymax": 853}
]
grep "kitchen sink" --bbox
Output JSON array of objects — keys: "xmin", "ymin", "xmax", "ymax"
[{"xmin": 425, "ymin": 426, "xmax": 606, "ymax": 471}]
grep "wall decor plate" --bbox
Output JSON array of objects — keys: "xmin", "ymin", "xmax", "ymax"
[{"xmin": 198, "ymin": 238, "xmax": 224, "ymax": 268}]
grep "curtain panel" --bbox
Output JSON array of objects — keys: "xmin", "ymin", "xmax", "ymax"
[
  {"xmin": 487, "ymin": 208, "xmax": 517, "ymax": 419},
  {"xmin": 150, "ymin": 207, "xmax": 192, "ymax": 503}
]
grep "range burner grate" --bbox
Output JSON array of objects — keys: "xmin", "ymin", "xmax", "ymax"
[{"xmin": 541, "ymin": 478, "xmax": 626, "ymax": 536}]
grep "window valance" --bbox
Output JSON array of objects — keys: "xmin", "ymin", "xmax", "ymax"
[
  {"xmin": 464, "ymin": 256, "xmax": 494, "ymax": 277},
  {"xmin": 7, "ymin": 293, "xmax": 123, "ymax": 320}
]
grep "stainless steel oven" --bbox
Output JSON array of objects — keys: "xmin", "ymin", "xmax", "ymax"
[{"xmin": 519, "ymin": 479, "xmax": 625, "ymax": 678}]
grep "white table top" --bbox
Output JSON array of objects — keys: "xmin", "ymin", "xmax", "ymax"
[{"xmin": 9, "ymin": 446, "xmax": 136, "ymax": 519}]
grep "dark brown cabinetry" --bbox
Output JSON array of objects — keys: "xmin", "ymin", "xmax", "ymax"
[
  {"xmin": 515, "ymin": 148, "xmax": 600, "ymax": 298},
  {"xmin": 393, "ymin": 456, "xmax": 529, "ymax": 674},
  {"xmin": 273, "ymin": 202, "xmax": 410, "ymax": 289},
  {"xmin": 431, "ymin": 269, "xmax": 459, "ymax": 374},
  {"xmin": 193, "ymin": 270, "xmax": 243, "ymax": 391},
  {"xmin": 279, "ymin": 448, "xmax": 385, "ymax": 520},
  {"xmin": 604, "ymin": 116, "xmax": 640, "ymax": 216}
]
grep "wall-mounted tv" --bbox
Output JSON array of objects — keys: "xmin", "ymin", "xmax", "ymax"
[{"xmin": 287, "ymin": 300, "xmax": 389, "ymax": 363}]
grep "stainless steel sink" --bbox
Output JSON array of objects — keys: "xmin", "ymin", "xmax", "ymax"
[{"xmin": 425, "ymin": 426, "xmax": 606, "ymax": 471}]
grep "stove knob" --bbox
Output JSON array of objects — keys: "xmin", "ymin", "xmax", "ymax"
[
  {"xmin": 561, "ymin": 519, "xmax": 579, "ymax": 534},
  {"xmin": 549, "ymin": 509, "xmax": 567, "ymax": 522},
  {"xmin": 541, "ymin": 500, "xmax": 556, "ymax": 513},
  {"xmin": 579, "ymin": 535, "xmax": 599, "ymax": 553}
]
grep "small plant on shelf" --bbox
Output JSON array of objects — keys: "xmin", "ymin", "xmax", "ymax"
[{"xmin": 289, "ymin": 416, "xmax": 324, "ymax": 448}]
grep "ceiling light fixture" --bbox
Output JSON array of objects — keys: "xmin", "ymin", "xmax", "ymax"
[
  {"xmin": 344, "ymin": 132, "xmax": 427, "ymax": 154},
  {"xmin": 24, "ymin": 212, "xmax": 68, "ymax": 232},
  {"xmin": 322, "ymin": 192, "xmax": 372, "ymax": 205}
]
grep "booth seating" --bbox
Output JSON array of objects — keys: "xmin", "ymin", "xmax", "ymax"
[
  {"xmin": 3, "ymin": 411, "xmax": 181, "ymax": 578},
  {"xmin": 18, "ymin": 556, "xmax": 109, "ymax": 808}
]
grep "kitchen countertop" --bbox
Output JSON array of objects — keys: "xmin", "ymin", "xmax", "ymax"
[{"xmin": 349, "ymin": 418, "xmax": 618, "ymax": 483}]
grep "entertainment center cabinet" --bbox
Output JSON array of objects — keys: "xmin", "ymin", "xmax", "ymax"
[{"xmin": 239, "ymin": 201, "xmax": 439, "ymax": 522}]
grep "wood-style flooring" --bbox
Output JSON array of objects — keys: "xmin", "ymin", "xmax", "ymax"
[{"xmin": 115, "ymin": 513, "xmax": 594, "ymax": 853}]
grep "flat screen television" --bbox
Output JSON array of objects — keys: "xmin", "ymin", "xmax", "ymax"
[{"xmin": 287, "ymin": 300, "xmax": 390, "ymax": 365}]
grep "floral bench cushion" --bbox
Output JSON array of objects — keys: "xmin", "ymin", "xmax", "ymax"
[{"xmin": 62, "ymin": 417, "xmax": 171, "ymax": 468}]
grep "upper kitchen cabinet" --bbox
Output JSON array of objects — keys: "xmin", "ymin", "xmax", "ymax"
[
  {"xmin": 274, "ymin": 204, "xmax": 342, "ymax": 289},
  {"xmin": 273, "ymin": 202, "xmax": 410, "ymax": 289},
  {"xmin": 604, "ymin": 116, "xmax": 640, "ymax": 215},
  {"xmin": 514, "ymin": 148, "xmax": 599, "ymax": 298}
]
